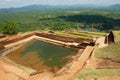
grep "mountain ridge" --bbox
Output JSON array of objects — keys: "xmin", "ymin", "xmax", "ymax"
[{"xmin": 0, "ymin": 4, "xmax": 119, "ymax": 12}]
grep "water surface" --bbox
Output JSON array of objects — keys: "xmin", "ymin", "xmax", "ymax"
[{"xmin": 7, "ymin": 39, "xmax": 77, "ymax": 72}]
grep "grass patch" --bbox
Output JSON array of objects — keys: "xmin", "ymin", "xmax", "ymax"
[
  {"xmin": 55, "ymin": 30, "xmax": 106, "ymax": 39},
  {"xmin": 0, "ymin": 33, "xmax": 3, "ymax": 36},
  {"xmin": 113, "ymin": 31, "xmax": 120, "ymax": 42},
  {"xmin": 95, "ymin": 42, "xmax": 120, "ymax": 61},
  {"xmin": 83, "ymin": 31, "xmax": 106, "ymax": 36},
  {"xmin": 55, "ymin": 31, "xmax": 90, "ymax": 38},
  {"xmin": 17, "ymin": 30, "xmax": 106, "ymax": 39},
  {"xmin": 73, "ymin": 69, "xmax": 120, "ymax": 79}
]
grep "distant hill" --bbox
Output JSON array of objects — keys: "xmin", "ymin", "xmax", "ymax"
[
  {"xmin": 0, "ymin": 4, "xmax": 120, "ymax": 12},
  {"xmin": 0, "ymin": 4, "xmax": 106, "ymax": 12},
  {"xmin": 0, "ymin": 5, "xmax": 56, "ymax": 12},
  {"xmin": 110, "ymin": 4, "xmax": 120, "ymax": 9}
]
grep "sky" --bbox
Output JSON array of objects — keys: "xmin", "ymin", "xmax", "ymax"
[{"xmin": 0, "ymin": 0, "xmax": 120, "ymax": 8}]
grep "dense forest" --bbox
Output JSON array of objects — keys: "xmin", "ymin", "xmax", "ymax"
[{"xmin": 0, "ymin": 8, "xmax": 120, "ymax": 33}]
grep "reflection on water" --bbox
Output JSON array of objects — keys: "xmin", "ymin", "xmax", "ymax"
[{"xmin": 7, "ymin": 39, "xmax": 77, "ymax": 72}]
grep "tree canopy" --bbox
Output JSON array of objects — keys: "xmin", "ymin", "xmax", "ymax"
[
  {"xmin": 2, "ymin": 22, "xmax": 18, "ymax": 34},
  {"xmin": 0, "ymin": 9, "xmax": 119, "ymax": 32}
]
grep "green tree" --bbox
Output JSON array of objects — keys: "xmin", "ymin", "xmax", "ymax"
[{"xmin": 2, "ymin": 22, "xmax": 18, "ymax": 34}]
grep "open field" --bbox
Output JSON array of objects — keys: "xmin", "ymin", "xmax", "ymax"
[
  {"xmin": 55, "ymin": 30, "xmax": 106, "ymax": 39},
  {"xmin": 73, "ymin": 42, "xmax": 120, "ymax": 80},
  {"xmin": 37, "ymin": 29, "xmax": 106, "ymax": 39},
  {"xmin": 113, "ymin": 31, "xmax": 120, "ymax": 42},
  {"xmin": 73, "ymin": 69, "xmax": 120, "ymax": 80},
  {"xmin": 95, "ymin": 42, "xmax": 120, "ymax": 62}
]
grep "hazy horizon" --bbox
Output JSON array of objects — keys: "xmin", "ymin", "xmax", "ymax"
[{"xmin": 0, "ymin": 0, "xmax": 120, "ymax": 8}]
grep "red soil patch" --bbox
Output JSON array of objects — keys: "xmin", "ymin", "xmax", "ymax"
[
  {"xmin": 0, "ymin": 58, "xmax": 29, "ymax": 80},
  {"xmin": 0, "ymin": 32, "xmax": 93, "ymax": 47}
]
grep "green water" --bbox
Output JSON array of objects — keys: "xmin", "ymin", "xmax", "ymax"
[
  {"xmin": 22, "ymin": 39, "xmax": 77, "ymax": 66},
  {"xmin": 7, "ymin": 39, "xmax": 77, "ymax": 72}
]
